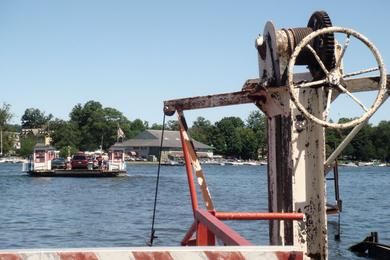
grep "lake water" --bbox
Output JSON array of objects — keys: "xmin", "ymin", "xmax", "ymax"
[{"xmin": 0, "ymin": 163, "xmax": 388, "ymax": 259}]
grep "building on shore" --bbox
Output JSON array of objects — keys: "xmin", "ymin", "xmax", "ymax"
[
  {"xmin": 21, "ymin": 128, "xmax": 52, "ymax": 145},
  {"xmin": 109, "ymin": 130, "xmax": 213, "ymax": 161}
]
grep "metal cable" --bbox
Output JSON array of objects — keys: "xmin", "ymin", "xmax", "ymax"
[{"xmin": 147, "ymin": 113, "xmax": 166, "ymax": 246}]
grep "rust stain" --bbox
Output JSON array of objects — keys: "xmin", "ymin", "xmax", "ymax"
[
  {"xmin": 58, "ymin": 252, "xmax": 99, "ymax": 260},
  {"xmin": 204, "ymin": 251, "xmax": 245, "ymax": 260},
  {"xmin": 306, "ymin": 252, "xmax": 321, "ymax": 260},
  {"xmin": 163, "ymin": 90, "xmax": 254, "ymax": 115},
  {"xmin": 0, "ymin": 254, "xmax": 22, "ymax": 260},
  {"xmin": 276, "ymin": 251, "xmax": 304, "ymax": 260},
  {"xmin": 133, "ymin": 252, "xmax": 174, "ymax": 260}
]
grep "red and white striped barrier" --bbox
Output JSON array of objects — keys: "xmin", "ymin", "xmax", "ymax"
[{"xmin": 0, "ymin": 246, "xmax": 303, "ymax": 260}]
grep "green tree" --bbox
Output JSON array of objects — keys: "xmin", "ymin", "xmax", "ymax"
[
  {"xmin": 214, "ymin": 117, "xmax": 244, "ymax": 157},
  {"xmin": 189, "ymin": 117, "xmax": 213, "ymax": 145},
  {"xmin": 68, "ymin": 101, "xmax": 132, "ymax": 150},
  {"xmin": 129, "ymin": 119, "xmax": 147, "ymax": 138},
  {"xmin": 349, "ymin": 123, "xmax": 375, "ymax": 161},
  {"xmin": 59, "ymin": 146, "xmax": 78, "ymax": 158},
  {"xmin": 0, "ymin": 103, "xmax": 13, "ymax": 155},
  {"xmin": 209, "ymin": 127, "xmax": 226, "ymax": 155},
  {"xmin": 372, "ymin": 121, "xmax": 390, "ymax": 162},
  {"xmin": 246, "ymin": 111, "xmax": 267, "ymax": 158},
  {"xmin": 166, "ymin": 120, "xmax": 179, "ymax": 131},
  {"xmin": 50, "ymin": 119, "xmax": 81, "ymax": 149},
  {"xmin": 150, "ymin": 123, "xmax": 163, "ymax": 130},
  {"xmin": 21, "ymin": 108, "xmax": 52, "ymax": 129},
  {"xmin": 19, "ymin": 137, "xmax": 36, "ymax": 157},
  {"xmin": 0, "ymin": 103, "xmax": 12, "ymax": 128},
  {"xmin": 232, "ymin": 127, "xmax": 257, "ymax": 159},
  {"xmin": 102, "ymin": 107, "xmax": 132, "ymax": 146},
  {"xmin": 70, "ymin": 101, "xmax": 104, "ymax": 151}
]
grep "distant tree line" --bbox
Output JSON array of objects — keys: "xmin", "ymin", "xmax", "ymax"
[
  {"xmin": 186, "ymin": 112, "xmax": 267, "ymax": 160},
  {"xmin": 326, "ymin": 119, "xmax": 390, "ymax": 162},
  {"xmin": 19, "ymin": 101, "xmax": 150, "ymax": 157},
  {"xmin": 0, "ymin": 101, "xmax": 389, "ymax": 162}
]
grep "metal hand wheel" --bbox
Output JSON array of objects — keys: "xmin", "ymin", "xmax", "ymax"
[{"xmin": 288, "ymin": 26, "xmax": 387, "ymax": 129}]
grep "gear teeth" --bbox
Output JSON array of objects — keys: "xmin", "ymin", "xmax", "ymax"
[{"xmin": 307, "ymin": 11, "xmax": 335, "ymax": 79}]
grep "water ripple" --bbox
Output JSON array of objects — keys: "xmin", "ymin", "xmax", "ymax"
[{"xmin": 0, "ymin": 163, "xmax": 388, "ymax": 259}]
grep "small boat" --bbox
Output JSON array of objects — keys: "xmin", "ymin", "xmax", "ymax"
[
  {"xmin": 339, "ymin": 162, "xmax": 358, "ymax": 167},
  {"xmin": 225, "ymin": 161, "xmax": 244, "ymax": 166},
  {"xmin": 375, "ymin": 163, "xmax": 387, "ymax": 167},
  {"xmin": 350, "ymin": 232, "xmax": 390, "ymax": 259},
  {"xmin": 358, "ymin": 161, "xmax": 374, "ymax": 167},
  {"xmin": 162, "ymin": 160, "xmax": 184, "ymax": 166},
  {"xmin": 243, "ymin": 161, "xmax": 260, "ymax": 166}
]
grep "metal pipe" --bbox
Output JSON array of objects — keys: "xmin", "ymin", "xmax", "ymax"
[
  {"xmin": 195, "ymin": 209, "xmax": 253, "ymax": 246},
  {"xmin": 324, "ymin": 122, "xmax": 365, "ymax": 169},
  {"xmin": 334, "ymin": 161, "xmax": 340, "ymax": 205},
  {"xmin": 196, "ymin": 221, "xmax": 216, "ymax": 246},
  {"xmin": 181, "ymin": 222, "xmax": 197, "ymax": 246},
  {"xmin": 179, "ymin": 122, "xmax": 199, "ymax": 215},
  {"xmin": 215, "ymin": 212, "xmax": 304, "ymax": 221}
]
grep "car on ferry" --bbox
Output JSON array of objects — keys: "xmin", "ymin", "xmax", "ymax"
[
  {"xmin": 51, "ymin": 157, "xmax": 66, "ymax": 169},
  {"xmin": 71, "ymin": 154, "xmax": 88, "ymax": 169}
]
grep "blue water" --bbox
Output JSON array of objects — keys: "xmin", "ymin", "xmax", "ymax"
[{"xmin": 0, "ymin": 163, "xmax": 388, "ymax": 259}]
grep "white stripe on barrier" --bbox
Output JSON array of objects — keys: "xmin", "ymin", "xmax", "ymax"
[{"xmin": 0, "ymin": 246, "xmax": 303, "ymax": 260}]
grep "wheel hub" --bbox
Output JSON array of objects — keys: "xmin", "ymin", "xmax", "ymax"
[{"xmin": 327, "ymin": 69, "xmax": 342, "ymax": 86}]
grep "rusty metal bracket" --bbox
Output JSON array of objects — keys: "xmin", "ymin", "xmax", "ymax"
[
  {"xmin": 164, "ymin": 90, "xmax": 255, "ymax": 116},
  {"xmin": 164, "ymin": 79, "xmax": 292, "ymax": 117}
]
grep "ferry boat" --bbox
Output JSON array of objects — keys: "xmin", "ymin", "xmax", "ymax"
[{"xmin": 22, "ymin": 144, "xmax": 127, "ymax": 177}]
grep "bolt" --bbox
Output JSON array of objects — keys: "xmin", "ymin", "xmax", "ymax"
[{"xmin": 255, "ymin": 35, "xmax": 264, "ymax": 48}]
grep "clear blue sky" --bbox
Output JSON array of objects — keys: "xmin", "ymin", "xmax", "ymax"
[{"xmin": 0, "ymin": 1, "xmax": 389, "ymax": 126}]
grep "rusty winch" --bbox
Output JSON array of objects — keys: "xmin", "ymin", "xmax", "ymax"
[{"xmin": 257, "ymin": 11, "xmax": 335, "ymax": 81}]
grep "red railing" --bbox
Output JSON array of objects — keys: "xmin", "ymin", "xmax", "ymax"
[
  {"xmin": 181, "ymin": 209, "xmax": 304, "ymax": 246},
  {"xmin": 178, "ymin": 113, "xmax": 305, "ymax": 246},
  {"xmin": 215, "ymin": 212, "xmax": 304, "ymax": 221}
]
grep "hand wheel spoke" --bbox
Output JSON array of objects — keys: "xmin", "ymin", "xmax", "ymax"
[
  {"xmin": 306, "ymin": 44, "xmax": 329, "ymax": 75},
  {"xmin": 335, "ymin": 34, "xmax": 351, "ymax": 69},
  {"xmin": 296, "ymin": 79, "xmax": 327, "ymax": 88},
  {"xmin": 337, "ymin": 84, "xmax": 368, "ymax": 112},
  {"xmin": 324, "ymin": 88, "xmax": 333, "ymax": 121},
  {"xmin": 343, "ymin": 67, "xmax": 379, "ymax": 78}
]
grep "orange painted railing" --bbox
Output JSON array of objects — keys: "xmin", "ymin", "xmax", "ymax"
[{"xmin": 178, "ymin": 113, "xmax": 305, "ymax": 247}]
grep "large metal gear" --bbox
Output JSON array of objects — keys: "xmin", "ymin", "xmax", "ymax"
[
  {"xmin": 307, "ymin": 11, "xmax": 335, "ymax": 79},
  {"xmin": 281, "ymin": 11, "xmax": 335, "ymax": 80}
]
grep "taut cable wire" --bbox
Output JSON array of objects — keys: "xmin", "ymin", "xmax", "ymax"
[{"xmin": 147, "ymin": 113, "xmax": 166, "ymax": 246}]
